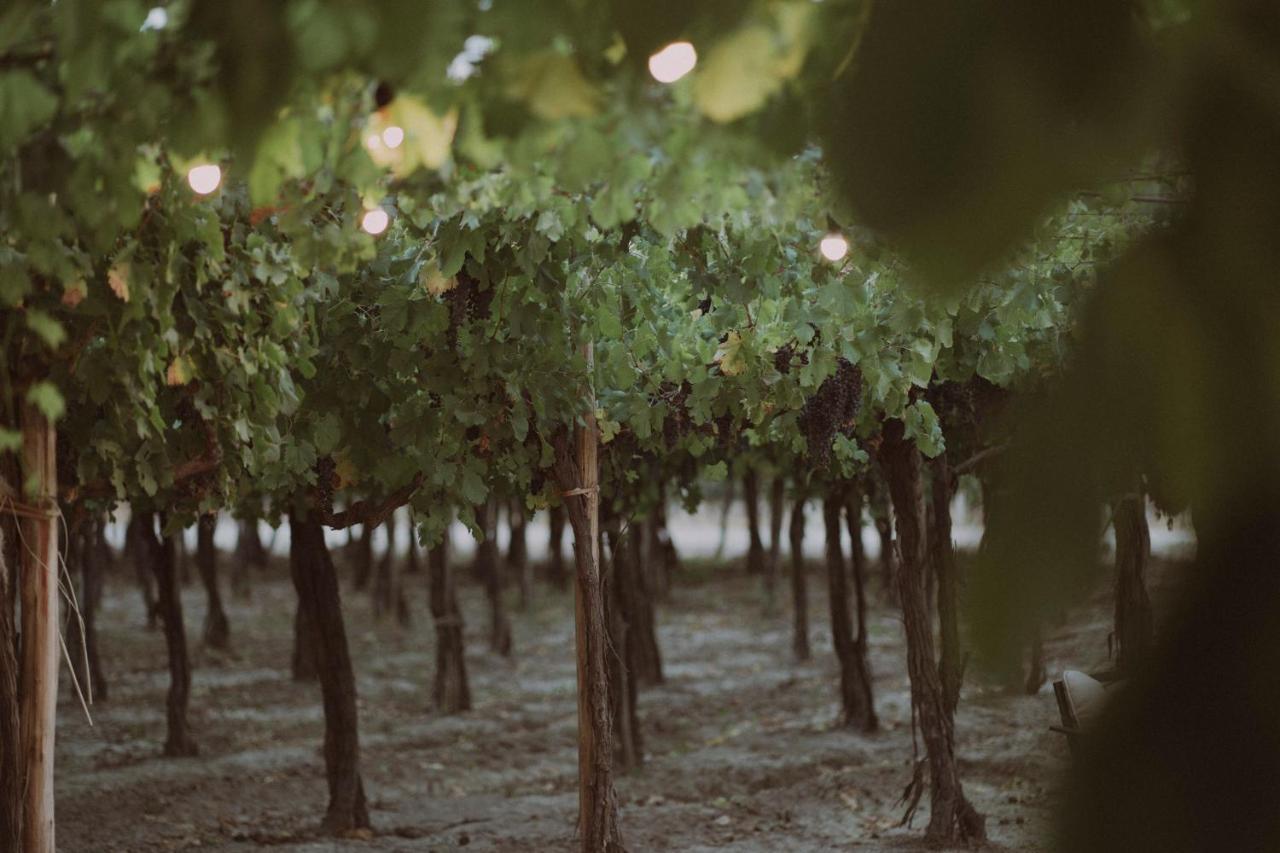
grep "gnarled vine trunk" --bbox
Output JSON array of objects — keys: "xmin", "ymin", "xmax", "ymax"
[
  {"xmin": 1113, "ymin": 490, "xmax": 1153, "ymax": 672},
  {"xmin": 928, "ymin": 453, "xmax": 964, "ymax": 716},
  {"xmin": 743, "ymin": 471, "xmax": 766, "ymax": 579},
  {"xmin": 373, "ymin": 516, "xmax": 410, "ymax": 627},
  {"xmin": 765, "ymin": 476, "xmax": 784, "ymax": 614},
  {"xmin": 288, "ymin": 511, "xmax": 370, "ymax": 833},
  {"xmin": 623, "ymin": 522, "xmax": 662, "ymax": 686},
  {"xmin": 548, "ymin": 504, "xmax": 568, "ymax": 590},
  {"xmin": 429, "ymin": 534, "xmax": 470, "ymax": 713},
  {"xmin": 646, "ymin": 496, "xmax": 678, "ymax": 602},
  {"xmin": 196, "ymin": 514, "xmax": 230, "ymax": 650},
  {"xmin": 353, "ymin": 522, "xmax": 374, "ymax": 592},
  {"xmin": 881, "ymin": 425, "xmax": 985, "ymax": 843},
  {"xmin": 823, "ymin": 487, "xmax": 876, "ymax": 731},
  {"xmin": 475, "ymin": 499, "xmax": 512, "ymax": 656},
  {"xmin": 866, "ymin": 477, "xmax": 896, "ymax": 599},
  {"xmin": 140, "ymin": 513, "xmax": 197, "ymax": 757},
  {"xmin": 789, "ymin": 496, "xmax": 811, "ymax": 661},
  {"xmin": 66, "ymin": 515, "xmax": 108, "ymax": 701},
  {"xmin": 603, "ymin": 519, "xmax": 642, "ymax": 770},
  {"xmin": 844, "ymin": 481, "xmax": 877, "ymax": 728},
  {"xmin": 509, "ymin": 500, "xmax": 531, "ymax": 610},
  {"xmin": 127, "ymin": 514, "xmax": 159, "ymax": 630}
]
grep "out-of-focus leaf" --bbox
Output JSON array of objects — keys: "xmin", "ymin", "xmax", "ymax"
[
  {"xmin": 506, "ymin": 54, "xmax": 600, "ymax": 121},
  {"xmin": 0, "ymin": 71, "xmax": 58, "ymax": 152}
]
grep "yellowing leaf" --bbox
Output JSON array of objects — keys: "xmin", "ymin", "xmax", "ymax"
[
  {"xmin": 166, "ymin": 355, "xmax": 193, "ymax": 386},
  {"xmin": 376, "ymin": 97, "xmax": 459, "ymax": 175},
  {"xmin": 507, "ymin": 54, "xmax": 600, "ymax": 120},
  {"xmin": 693, "ymin": 3, "xmax": 814, "ymax": 123},
  {"xmin": 61, "ymin": 279, "xmax": 87, "ymax": 309},
  {"xmin": 715, "ymin": 331, "xmax": 748, "ymax": 376},
  {"xmin": 420, "ymin": 264, "xmax": 457, "ymax": 296},
  {"xmin": 108, "ymin": 263, "xmax": 130, "ymax": 302},
  {"xmin": 334, "ymin": 452, "xmax": 359, "ymax": 490}
]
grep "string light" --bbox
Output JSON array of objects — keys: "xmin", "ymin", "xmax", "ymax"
[
  {"xmin": 364, "ymin": 133, "xmax": 384, "ymax": 152},
  {"xmin": 361, "ymin": 207, "xmax": 390, "ymax": 235},
  {"xmin": 381, "ymin": 126, "xmax": 405, "ymax": 149},
  {"xmin": 648, "ymin": 41, "xmax": 697, "ymax": 84},
  {"xmin": 819, "ymin": 232, "xmax": 849, "ymax": 262},
  {"xmin": 186, "ymin": 164, "xmax": 222, "ymax": 195}
]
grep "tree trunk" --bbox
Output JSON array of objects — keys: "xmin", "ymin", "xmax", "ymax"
[
  {"xmin": 292, "ymin": 592, "xmax": 320, "ymax": 682},
  {"xmin": 474, "ymin": 499, "xmax": 512, "ymax": 656},
  {"xmin": 196, "ymin": 514, "xmax": 230, "ymax": 650},
  {"xmin": 509, "ymin": 500, "xmax": 532, "ymax": 610},
  {"xmin": 353, "ymin": 522, "xmax": 374, "ymax": 591},
  {"xmin": 881, "ymin": 424, "xmax": 985, "ymax": 844},
  {"xmin": 765, "ymin": 476, "xmax": 785, "ymax": 614},
  {"xmin": 713, "ymin": 477, "xmax": 736, "ymax": 562},
  {"xmin": 789, "ymin": 497, "xmax": 811, "ymax": 661},
  {"xmin": 0, "ymin": 519, "xmax": 20, "ymax": 852},
  {"xmin": 66, "ymin": 516, "xmax": 108, "ymax": 701},
  {"xmin": 231, "ymin": 519, "xmax": 257, "ymax": 599},
  {"xmin": 127, "ymin": 514, "xmax": 159, "ymax": 629},
  {"xmin": 288, "ymin": 511, "xmax": 370, "ymax": 834},
  {"xmin": 844, "ymin": 481, "xmax": 877, "ymax": 727},
  {"xmin": 236, "ymin": 517, "xmax": 268, "ymax": 570},
  {"xmin": 548, "ymin": 504, "xmax": 568, "ymax": 590},
  {"xmin": 868, "ymin": 478, "xmax": 896, "ymax": 598},
  {"xmin": 1113, "ymin": 490, "xmax": 1153, "ymax": 672},
  {"xmin": 552, "ymin": 420, "xmax": 624, "ymax": 853},
  {"xmin": 823, "ymin": 487, "xmax": 877, "ymax": 731},
  {"xmin": 174, "ymin": 529, "xmax": 190, "ymax": 587},
  {"xmin": 140, "ymin": 513, "xmax": 198, "ymax": 757},
  {"xmin": 428, "ymin": 535, "xmax": 470, "ymax": 713},
  {"xmin": 625, "ymin": 522, "xmax": 662, "ymax": 686},
  {"xmin": 405, "ymin": 519, "xmax": 421, "ymax": 575},
  {"xmin": 646, "ymin": 497, "xmax": 678, "ymax": 601},
  {"xmin": 743, "ymin": 471, "xmax": 766, "ymax": 578},
  {"xmin": 603, "ymin": 519, "xmax": 642, "ymax": 770},
  {"xmin": 929, "ymin": 453, "xmax": 964, "ymax": 716},
  {"xmin": 373, "ymin": 517, "xmax": 393, "ymax": 618}
]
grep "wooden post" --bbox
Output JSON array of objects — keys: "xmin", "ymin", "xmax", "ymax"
[
  {"xmin": 553, "ymin": 342, "xmax": 622, "ymax": 851},
  {"xmin": 20, "ymin": 402, "xmax": 58, "ymax": 853},
  {"xmin": 575, "ymin": 371, "xmax": 600, "ymax": 843}
]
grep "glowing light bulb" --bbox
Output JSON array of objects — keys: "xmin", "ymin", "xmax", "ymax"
[
  {"xmin": 648, "ymin": 41, "xmax": 697, "ymax": 84},
  {"xmin": 364, "ymin": 132, "xmax": 384, "ymax": 152},
  {"xmin": 381, "ymin": 125, "xmax": 405, "ymax": 149},
  {"xmin": 186, "ymin": 164, "xmax": 222, "ymax": 195},
  {"xmin": 819, "ymin": 233, "xmax": 849, "ymax": 262},
  {"xmin": 361, "ymin": 208, "xmax": 390, "ymax": 235}
]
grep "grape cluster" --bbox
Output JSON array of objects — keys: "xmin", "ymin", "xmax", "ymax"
[
  {"xmin": 444, "ymin": 269, "xmax": 496, "ymax": 347},
  {"xmin": 657, "ymin": 382, "xmax": 693, "ymax": 449},
  {"xmin": 799, "ymin": 358, "xmax": 863, "ymax": 466},
  {"xmin": 713, "ymin": 413, "xmax": 740, "ymax": 452}
]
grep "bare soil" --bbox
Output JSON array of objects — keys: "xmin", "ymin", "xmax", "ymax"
[{"xmin": 55, "ymin": 550, "xmax": 1188, "ymax": 852}]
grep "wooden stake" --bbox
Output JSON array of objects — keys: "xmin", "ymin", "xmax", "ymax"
[
  {"xmin": 19, "ymin": 402, "xmax": 58, "ymax": 853},
  {"xmin": 555, "ymin": 343, "xmax": 622, "ymax": 852}
]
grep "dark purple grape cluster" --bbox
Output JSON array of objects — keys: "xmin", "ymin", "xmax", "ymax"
[
  {"xmin": 773, "ymin": 342, "xmax": 811, "ymax": 375},
  {"xmin": 799, "ymin": 358, "xmax": 863, "ymax": 466},
  {"xmin": 713, "ymin": 413, "xmax": 740, "ymax": 452},
  {"xmin": 443, "ymin": 269, "xmax": 496, "ymax": 347},
  {"xmin": 656, "ymin": 382, "xmax": 693, "ymax": 449}
]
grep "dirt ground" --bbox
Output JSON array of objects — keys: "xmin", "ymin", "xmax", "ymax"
[{"xmin": 54, "ymin": 545, "xmax": 1189, "ymax": 852}]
